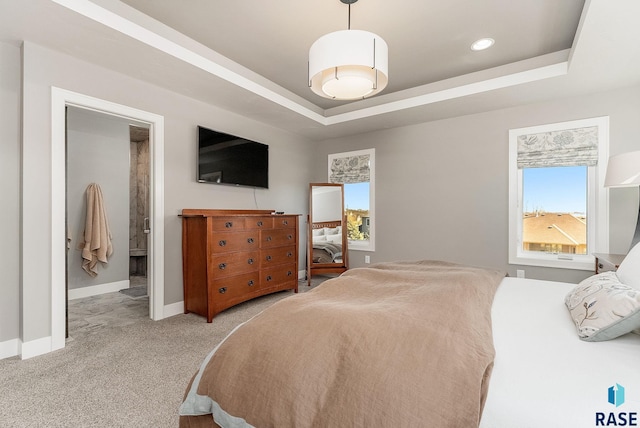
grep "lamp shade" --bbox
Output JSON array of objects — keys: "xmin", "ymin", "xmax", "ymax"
[
  {"xmin": 309, "ymin": 29, "xmax": 388, "ymax": 100},
  {"xmin": 604, "ymin": 150, "xmax": 640, "ymax": 188}
]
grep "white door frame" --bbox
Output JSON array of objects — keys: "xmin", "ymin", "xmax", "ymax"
[{"xmin": 51, "ymin": 87, "xmax": 165, "ymax": 352}]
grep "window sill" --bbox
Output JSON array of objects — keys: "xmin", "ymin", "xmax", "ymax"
[
  {"xmin": 509, "ymin": 253, "xmax": 595, "ymax": 271},
  {"xmin": 348, "ymin": 241, "xmax": 375, "ymax": 252}
]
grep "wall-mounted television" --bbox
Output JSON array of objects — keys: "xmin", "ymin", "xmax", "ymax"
[{"xmin": 197, "ymin": 126, "xmax": 269, "ymax": 189}]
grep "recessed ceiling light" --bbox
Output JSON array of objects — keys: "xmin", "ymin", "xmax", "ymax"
[{"xmin": 471, "ymin": 38, "xmax": 495, "ymax": 51}]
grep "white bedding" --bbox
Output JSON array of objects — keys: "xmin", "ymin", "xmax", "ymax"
[{"xmin": 480, "ymin": 277, "xmax": 640, "ymax": 428}]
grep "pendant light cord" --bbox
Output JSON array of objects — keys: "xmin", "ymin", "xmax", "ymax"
[{"xmin": 348, "ymin": 4, "xmax": 351, "ymax": 30}]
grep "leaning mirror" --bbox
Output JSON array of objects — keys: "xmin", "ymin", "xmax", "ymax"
[{"xmin": 307, "ymin": 183, "xmax": 348, "ymax": 285}]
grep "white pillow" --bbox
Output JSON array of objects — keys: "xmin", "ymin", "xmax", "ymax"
[
  {"xmin": 312, "ymin": 235, "xmax": 327, "ymax": 243},
  {"xmin": 565, "ymin": 271, "xmax": 640, "ymax": 341},
  {"xmin": 324, "ymin": 226, "xmax": 341, "ymax": 236},
  {"xmin": 326, "ymin": 233, "xmax": 342, "ymax": 244},
  {"xmin": 312, "ymin": 228, "xmax": 325, "ymax": 237},
  {"xmin": 616, "ymin": 242, "xmax": 640, "ymax": 290}
]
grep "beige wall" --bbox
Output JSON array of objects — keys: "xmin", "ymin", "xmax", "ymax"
[{"xmin": 313, "ymin": 85, "xmax": 640, "ymax": 283}]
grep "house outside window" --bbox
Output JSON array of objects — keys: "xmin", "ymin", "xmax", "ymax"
[
  {"xmin": 508, "ymin": 117, "xmax": 609, "ymax": 270},
  {"xmin": 328, "ymin": 148, "xmax": 375, "ymax": 251},
  {"xmin": 522, "ymin": 166, "xmax": 587, "ymax": 255}
]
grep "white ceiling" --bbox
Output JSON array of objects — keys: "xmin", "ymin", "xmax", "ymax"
[{"xmin": 2, "ymin": 0, "xmax": 640, "ymax": 140}]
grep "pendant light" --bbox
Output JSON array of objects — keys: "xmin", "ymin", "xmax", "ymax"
[{"xmin": 308, "ymin": 0, "xmax": 388, "ymax": 100}]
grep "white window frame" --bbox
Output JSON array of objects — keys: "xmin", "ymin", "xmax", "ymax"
[
  {"xmin": 508, "ymin": 117, "xmax": 609, "ymax": 270},
  {"xmin": 328, "ymin": 148, "xmax": 375, "ymax": 252}
]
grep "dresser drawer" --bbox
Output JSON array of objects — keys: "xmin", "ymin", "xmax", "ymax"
[
  {"xmin": 209, "ymin": 251, "xmax": 260, "ymax": 278},
  {"xmin": 260, "ymin": 228, "xmax": 296, "ymax": 248},
  {"xmin": 210, "ymin": 272, "xmax": 261, "ymax": 309},
  {"xmin": 261, "ymin": 263, "xmax": 296, "ymax": 287},
  {"xmin": 208, "ymin": 231, "xmax": 259, "ymax": 254},
  {"xmin": 261, "ymin": 246, "xmax": 296, "ymax": 267},
  {"xmin": 273, "ymin": 216, "xmax": 296, "ymax": 229},
  {"xmin": 597, "ymin": 259, "xmax": 617, "ymax": 273},
  {"xmin": 209, "ymin": 216, "xmax": 245, "ymax": 231},
  {"xmin": 245, "ymin": 216, "xmax": 274, "ymax": 229}
]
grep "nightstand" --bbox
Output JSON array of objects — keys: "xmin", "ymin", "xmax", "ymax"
[{"xmin": 593, "ymin": 253, "xmax": 626, "ymax": 273}]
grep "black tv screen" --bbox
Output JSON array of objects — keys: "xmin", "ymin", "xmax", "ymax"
[{"xmin": 197, "ymin": 126, "xmax": 269, "ymax": 189}]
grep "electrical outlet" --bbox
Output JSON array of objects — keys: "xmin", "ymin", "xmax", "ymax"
[
  {"xmin": 364, "ymin": 255, "xmax": 371, "ymax": 264},
  {"xmin": 516, "ymin": 269, "xmax": 525, "ymax": 278}
]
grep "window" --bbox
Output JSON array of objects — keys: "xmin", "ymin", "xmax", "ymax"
[
  {"xmin": 328, "ymin": 149, "xmax": 375, "ymax": 251},
  {"xmin": 508, "ymin": 117, "xmax": 609, "ymax": 270}
]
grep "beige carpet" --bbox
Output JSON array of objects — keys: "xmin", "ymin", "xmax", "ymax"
[{"xmin": 0, "ymin": 277, "xmax": 330, "ymax": 427}]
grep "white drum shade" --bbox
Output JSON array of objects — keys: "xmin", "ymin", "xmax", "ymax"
[{"xmin": 309, "ymin": 29, "xmax": 388, "ymax": 100}]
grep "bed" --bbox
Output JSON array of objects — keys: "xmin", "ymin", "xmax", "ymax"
[
  {"xmin": 179, "ymin": 247, "xmax": 640, "ymax": 428},
  {"xmin": 311, "ymin": 222, "xmax": 343, "ymax": 264}
]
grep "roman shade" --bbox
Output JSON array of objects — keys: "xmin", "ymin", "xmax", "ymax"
[
  {"xmin": 517, "ymin": 126, "xmax": 599, "ymax": 169},
  {"xmin": 329, "ymin": 154, "xmax": 370, "ymax": 184}
]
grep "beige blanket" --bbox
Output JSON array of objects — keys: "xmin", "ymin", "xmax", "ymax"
[
  {"xmin": 180, "ymin": 260, "xmax": 505, "ymax": 428},
  {"xmin": 79, "ymin": 183, "xmax": 112, "ymax": 277}
]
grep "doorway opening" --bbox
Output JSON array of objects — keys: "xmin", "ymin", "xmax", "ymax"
[
  {"xmin": 51, "ymin": 87, "xmax": 165, "ymax": 353},
  {"xmin": 65, "ymin": 107, "xmax": 153, "ymax": 335}
]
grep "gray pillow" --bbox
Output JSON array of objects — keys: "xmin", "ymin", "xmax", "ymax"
[{"xmin": 565, "ymin": 271, "xmax": 640, "ymax": 341}]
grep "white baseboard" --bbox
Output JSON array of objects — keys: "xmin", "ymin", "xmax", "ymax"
[
  {"xmin": 68, "ymin": 279, "xmax": 130, "ymax": 300},
  {"xmin": 298, "ymin": 269, "xmax": 306, "ymax": 280},
  {"xmin": 0, "ymin": 338, "xmax": 20, "ymax": 360},
  {"xmin": 21, "ymin": 336, "xmax": 52, "ymax": 360},
  {"xmin": 163, "ymin": 301, "xmax": 184, "ymax": 319}
]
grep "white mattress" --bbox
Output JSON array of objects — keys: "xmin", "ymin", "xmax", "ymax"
[{"xmin": 480, "ymin": 277, "xmax": 640, "ymax": 428}]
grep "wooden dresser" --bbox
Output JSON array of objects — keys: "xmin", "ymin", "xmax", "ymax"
[{"xmin": 181, "ymin": 209, "xmax": 299, "ymax": 322}]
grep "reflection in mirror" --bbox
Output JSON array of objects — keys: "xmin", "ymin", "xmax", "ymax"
[
  {"xmin": 311, "ymin": 186, "xmax": 342, "ymax": 264},
  {"xmin": 307, "ymin": 183, "xmax": 348, "ymax": 285}
]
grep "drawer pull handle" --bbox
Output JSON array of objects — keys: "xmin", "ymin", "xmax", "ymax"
[
  {"xmin": 225, "ymin": 222, "xmax": 233, "ymax": 228},
  {"xmin": 247, "ymin": 238, "xmax": 254, "ymax": 244},
  {"xmin": 266, "ymin": 275, "xmax": 272, "ymax": 281},
  {"xmin": 287, "ymin": 271, "xmax": 292, "ymax": 276},
  {"xmin": 219, "ymin": 287, "xmax": 227, "ymax": 294},
  {"xmin": 219, "ymin": 240, "xmax": 226, "ymax": 247},
  {"xmin": 257, "ymin": 221, "xmax": 263, "ymax": 227},
  {"xmin": 266, "ymin": 236, "xmax": 272, "ymax": 242},
  {"xmin": 287, "ymin": 252, "xmax": 293, "ymax": 257},
  {"xmin": 287, "ymin": 234, "xmax": 293, "ymax": 240},
  {"xmin": 282, "ymin": 220, "xmax": 288, "ymax": 226},
  {"xmin": 248, "ymin": 280, "xmax": 255, "ymax": 287},
  {"xmin": 248, "ymin": 258, "xmax": 254, "ymax": 265},
  {"xmin": 266, "ymin": 255, "xmax": 272, "ymax": 261},
  {"xmin": 218, "ymin": 263, "xmax": 227, "ymax": 270}
]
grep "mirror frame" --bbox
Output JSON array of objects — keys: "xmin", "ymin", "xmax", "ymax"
[{"xmin": 307, "ymin": 183, "xmax": 349, "ymax": 285}]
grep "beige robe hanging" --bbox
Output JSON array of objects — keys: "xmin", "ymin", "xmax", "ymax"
[{"xmin": 79, "ymin": 183, "xmax": 113, "ymax": 277}]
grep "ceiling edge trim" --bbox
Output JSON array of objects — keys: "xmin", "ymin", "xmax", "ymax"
[
  {"xmin": 567, "ymin": 0, "xmax": 592, "ymax": 68},
  {"xmin": 50, "ymin": 0, "xmax": 328, "ymax": 124},
  {"xmin": 324, "ymin": 62, "xmax": 569, "ymax": 125}
]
